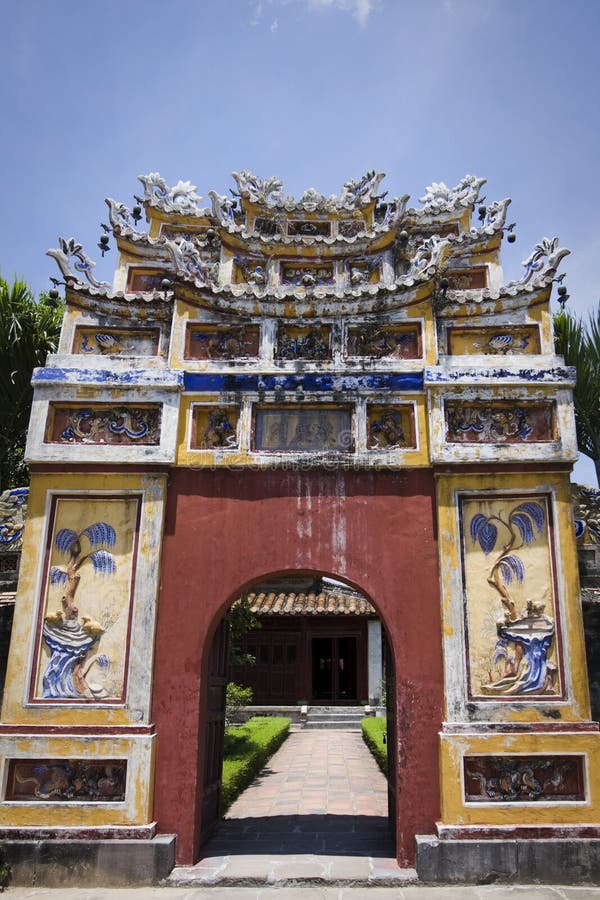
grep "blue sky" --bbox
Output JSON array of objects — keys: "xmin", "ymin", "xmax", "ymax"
[{"xmin": 2, "ymin": 0, "xmax": 599, "ymax": 482}]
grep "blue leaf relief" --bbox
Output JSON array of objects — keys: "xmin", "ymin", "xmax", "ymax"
[
  {"xmin": 574, "ymin": 519, "xmax": 586, "ymax": 539},
  {"xmin": 511, "ymin": 512, "xmax": 534, "ymax": 545},
  {"xmin": 88, "ymin": 549, "xmax": 116, "ymax": 575},
  {"xmin": 81, "ymin": 522, "xmax": 116, "ymax": 548},
  {"xmin": 470, "ymin": 514, "xmax": 498, "ymax": 555},
  {"xmin": 470, "ymin": 514, "xmax": 488, "ymax": 542},
  {"xmin": 49, "ymin": 567, "xmax": 68, "ymax": 585},
  {"xmin": 499, "ymin": 555, "xmax": 525, "ymax": 585},
  {"xmin": 514, "ymin": 502, "xmax": 545, "ymax": 534},
  {"xmin": 55, "ymin": 528, "xmax": 79, "ymax": 554}
]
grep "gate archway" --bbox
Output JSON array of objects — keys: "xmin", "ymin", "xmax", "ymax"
[{"xmin": 150, "ymin": 466, "xmax": 443, "ymax": 867}]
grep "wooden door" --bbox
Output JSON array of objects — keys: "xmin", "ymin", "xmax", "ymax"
[{"xmin": 201, "ymin": 614, "xmax": 229, "ymax": 843}]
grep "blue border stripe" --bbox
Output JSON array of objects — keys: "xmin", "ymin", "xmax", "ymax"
[{"xmin": 183, "ymin": 372, "xmax": 423, "ymax": 392}]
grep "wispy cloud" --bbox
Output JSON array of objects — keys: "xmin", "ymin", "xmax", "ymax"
[
  {"xmin": 249, "ymin": 0, "xmax": 381, "ymax": 29},
  {"xmin": 307, "ymin": 0, "xmax": 381, "ymax": 27},
  {"xmin": 249, "ymin": 1, "xmax": 263, "ymax": 26}
]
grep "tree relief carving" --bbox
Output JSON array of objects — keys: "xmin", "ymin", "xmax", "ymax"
[
  {"xmin": 463, "ymin": 496, "xmax": 561, "ymax": 698},
  {"xmin": 33, "ymin": 496, "xmax": 139, "ymax": 704}
]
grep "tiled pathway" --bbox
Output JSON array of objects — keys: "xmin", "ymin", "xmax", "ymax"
[
  {"xmin": 227, "ymin": 729, "xmax": 388, "ymax": 819},
  {"xmin": 169, "ymin": 729, "xmax": 400, "ymax": 885}
]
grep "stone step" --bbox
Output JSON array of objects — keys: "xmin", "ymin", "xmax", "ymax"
[
  {"xmin": 303, "ymin": 720, "xmax": 362, "ymax": 729},
  {"xmin": 167, "ymin": 857, "xmax": 415, "ymax": 887}
]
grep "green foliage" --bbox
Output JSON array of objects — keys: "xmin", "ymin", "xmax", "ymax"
[
  {"xmin": 225, "ymin": 681, "xmax": 253, "ymax": 725},
  {"xmin": 0, "ymin": 277, "xmax": 63, "ymax": 491},
  {"xmin": 221, "ymin": 716, "xmax": 290, "ymax": 814},
  {"xmin": 361, "ymin": 716, "xmax": 388, "ymax": 776},
  {"xmin": 554, "ymin": 304, "xmax": 600, "ymax": 485},
  {"xmin": 229, "ymin": 595, "xmax": 261, "ymax": 667}
]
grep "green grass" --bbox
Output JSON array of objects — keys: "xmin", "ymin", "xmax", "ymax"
[
  {"xmin": 221, "ymin": 716, "xmax": 291, "ymax": 814},
  {"xmin": 361, "ymin": 716, "xmax": 388, "ymax": 776}
]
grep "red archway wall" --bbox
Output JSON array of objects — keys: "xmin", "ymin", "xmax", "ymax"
[{"xmin": 151, "ymin": 468, "xmax": 443, "ymax": 867}]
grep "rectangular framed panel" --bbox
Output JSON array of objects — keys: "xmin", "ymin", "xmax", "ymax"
[
  {"xmin": 5, "ymin": 758, "xmax": 127, "ymax": 802},
  {"xmin": 447, "ymin": 325, "xmax": 541, "ymax": 356},
  {"xmin": 45, "ymin": 404, "xmax": 162, "ymax": 446},
  {"xmin": 445, "ymin": 401, "xmax": 556, "ymax": 444},
  {"xmin": 253, "ymin": 406, "xmax": 353, "ymax": 453},
  {"xmin": 28, "ymin": 494, "xmax": 141, "ymax": 706},
  {"xmin": 460, "ymin": 493, "xmax": 564, "ymax": 701},
  {"xmin": 463, "ymin": 755, "xmax": 586, "ymax": 803},
  {"xmin": 72, "ymin": 327, "xmax": 160, "ymax": 357}
]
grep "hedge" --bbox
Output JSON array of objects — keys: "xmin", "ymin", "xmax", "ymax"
[
  {"xmin": 221, "ymin": 716, "xmax": 291, "ymax": 814},
  {"xmin": 361, "ymin": 716, "xmax": 388, "ymax": 776}
]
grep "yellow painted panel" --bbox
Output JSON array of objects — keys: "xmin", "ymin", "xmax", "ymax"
[{"xmin": 440, "ymin": 731, "xmax": 600, "ymax": 826}]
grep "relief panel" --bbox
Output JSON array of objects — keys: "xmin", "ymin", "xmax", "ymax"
[
  {"xmin": 572, "ymin": 484, "xmax": 600, "ymax": 545},
  {"xmin": 126, "ymin": 268, "xmax": 165, "ymax": 293},
  {"xmin": 160, "ymin": 224, "xmax": 212, "ymax": 242},
  {"xmin": 446, "ymin": 401, "xmax": 556, "ymax": 444},
  {"xmin": 185, "ymin": 325, "xmax": 260, "ymax": 360},
  {"xmin": 464, "ymin": 755, "xmax": 586, "ymax": 803},
  {"xmin": 446, "ymin": 267, "xmax": 488, "ymax": 291},
  {"xmin": 232, "ymin": 256, "xmax": 268, "ymax": 285},
  {"xmin": 191, "ymin": 405, "xmax": 241, "ymax": 450},
  {"xmin": 280, "ymin": 262, "xmax": 334, "ymax": 286},
  {"xmin": 72, "ymin": 327, "xmax": 160, "ymax": 357},
  {"xmin": 275, "ymin": 325, "xmax": 331, "ymax": 361},
  {"xmin": 346, "ymin": 323, "xmax": 422, "ymax": 359},
  {"xmin": 345, "ymin": 258, "xmax": 381, "ymax": 285},
  {"xmin": 367, "ymin": 405, "xmax": 416, "ymax": 450},
  {"xmin": 287, "ymin": 219, "xmax": 331, "ymax": 237},
  {"xmin": 461, "ymin": 494, "xmax": 563, "ymax": 700},
  {"xmin": 5, "ymin": 758, "xmax": 127, "ymax": 802},
  {"xmin": 45, "ymin": 404, "xmax": 162, "ymax": 445},
  {"xmin": 447, "ymin": 325, "xmax": 541, "ymax": 356},
  {"xmin": 253, "ymin": 406, "xmax": 353, "ymax": 453},
  {"xmin": 30, "ymin": 494, "xmax": 141, "ymax": 704}
]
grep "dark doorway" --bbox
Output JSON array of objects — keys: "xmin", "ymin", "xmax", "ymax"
[{"xmin": 311, "ymin": 635, "xmax": 357, "ymax": 702}]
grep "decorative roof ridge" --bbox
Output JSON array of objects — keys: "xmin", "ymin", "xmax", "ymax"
[
  {"xmin": 66, "ymin": 280, "xmax": 173, "ymax": 303},
  {"xmin": 135, "ymin": 170, "xmax": 490, "ymax": 226},
  {"xmin": 230, "ymin": 169, "xmax": 386, "ymax": 212},
  {"xmin": 163, "ymin": 233, "xmax": 452, "ymax": 299},
  {"xmin": 411, "ymin": 174, "xmax": 486, "ymax": 218},
  {"xmin": 438, "ymin": 236, "xmax": 569, "ymax": 308},
  {"xmin": 137, "ymin": 172, "xmax": 210, "ymax": 216},
  {"xmin": 47, "ymin": 237, "xmax": 112, "ymax": 291}
]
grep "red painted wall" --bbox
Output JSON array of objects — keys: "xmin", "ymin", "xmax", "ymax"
[{"xmin": 151, "ymin": 468, "xmax": 443, "ymax": 866}]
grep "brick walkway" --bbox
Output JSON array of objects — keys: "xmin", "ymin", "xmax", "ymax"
[
  {"xmin": 227, "ymin": 729, "xmax": 388, "ymax": 819},
  {"xmin": 188, "ymin": 728, "xmax": 396, "ymax": 872}
]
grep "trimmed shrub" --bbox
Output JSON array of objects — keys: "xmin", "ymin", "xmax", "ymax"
[
  {"xmin": 361, "ymin": 716, "xmax": 388, "ymax": 776},
  {"xmin": 225, "ymin": 681, "xmax": 253, "ymax": 725},
  {"xmin": 221, "ymin": 716, "xmax": 291, "ymax": 814}
]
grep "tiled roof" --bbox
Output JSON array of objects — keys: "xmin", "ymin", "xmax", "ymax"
[{"xmin": 245, "ymin": 590, "xmax": 375, "ymax": 616}]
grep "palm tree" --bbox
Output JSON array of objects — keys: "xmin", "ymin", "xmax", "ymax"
[
  {"xmin": 0, "ymin": 277, "xmax": 63, "ymax": 490},
  {"xmin": 554, "ymin": 303, "xmax": 600, "ymax": 486}
]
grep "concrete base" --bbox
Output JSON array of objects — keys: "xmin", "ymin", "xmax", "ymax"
[
  {"xmin": 416, "ymin": 835, "xmax": 600, "ymax": 884},
  {"xmin": 2, "ymin": 834, "xmax": 176, "ymax": 886}
]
